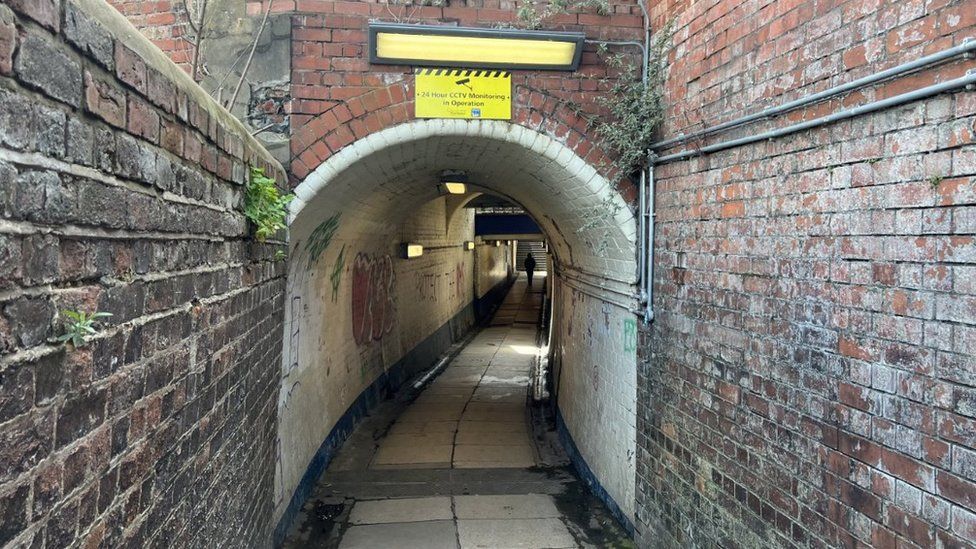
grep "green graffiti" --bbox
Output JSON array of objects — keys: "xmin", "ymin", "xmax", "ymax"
[
  {"xmin": 330, "ymin": 244, "xmax": 346, "ymax": 303},
  {"xmin": 304, "ymin": 213, "xmax": 341, "ymax": 269},
  {"xmin": 623, "ymin": 317, "xmax": 637, "ymax": 354}
]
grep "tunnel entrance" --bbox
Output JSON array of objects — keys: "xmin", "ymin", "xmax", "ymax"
[
  {"xmin": 275, "ymin": 119, "xmax": 641, "ymax": 541},
  {"xmin": 281, "ymin": 275, "xmax": 633, "ymax": 547}
]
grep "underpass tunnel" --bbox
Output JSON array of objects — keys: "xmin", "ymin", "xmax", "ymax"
[{"xmin": 277, "ymin": 119, "xmax": 641, "ymax": 538}]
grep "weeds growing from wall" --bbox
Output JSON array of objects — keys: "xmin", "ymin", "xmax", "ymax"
[
  {"xmin": 514, "ymin": 0, "xmax": 610, "ymax": 29},
  {"xmin": 58, "ymin": 310, "xmax": 112, "ymax": 348},
  {"xmin": 244, "ymin": 167, "xmax": 293, "ymax": 242},
  {"xmin": 576, "ymin": 21, "xmax": 674, "ymax": 252}
]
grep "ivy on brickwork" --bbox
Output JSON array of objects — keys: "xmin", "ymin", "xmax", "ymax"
[
  {"xmin": 57, "ymin": 310, "xmax": 112, "ymax": 348},
  {"xmin": 515, "ymin": 0, "xmax": 610, "ymax": 29},
  {"xmin": 595, "ymin": 21, "xmax": 674, "ymax": 184},
  {"xmin": 382, "ymin": 0, "xmax": 448, "ymax": 23},
  {"xmin": 244, "ymin": 167, "xmax": 294, "ymax": 242},
  {"xmin": 576, "ymin": 21, "xmax": 674, "ymax": 247}
]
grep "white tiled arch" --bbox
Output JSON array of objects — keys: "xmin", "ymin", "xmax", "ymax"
[{"xmin": 289, "ymin": 119, "xmax": 637, "ymax": 284}]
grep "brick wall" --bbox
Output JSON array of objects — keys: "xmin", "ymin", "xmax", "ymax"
[
  {"xmin": 638, "ymin": 0, "xmax": 976, "ymax": 547},
  {"xmin": 273, "ymin": 0, "xmax": 645, "ymax": 189},
  {"xmin": 0, "ymin": 0, "xmax": 286, "ymax": 546},
  {"xmin": 105, "ymin": 0, "xmax": 195, "ymax": 69}
]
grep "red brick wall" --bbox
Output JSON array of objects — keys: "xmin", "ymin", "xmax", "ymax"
[
  {"xmin": 0, "ymin": 0, "xmax": 285, "ymax": 546},
  {"xmin": 106, "ymin": 0, "xmax": 195, "ymax": 69},
  {"xmin": 261, "ymin": 0, "xmax": 645, "ymax": 185},
  {"xmin": 638, "ymin": 0, "xmax": 976, "ymax": 547}
]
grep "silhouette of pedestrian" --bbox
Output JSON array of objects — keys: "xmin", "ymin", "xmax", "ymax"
[{"xmin": 524, "ymin": 254, "xmax": 537, "ymax": 287}]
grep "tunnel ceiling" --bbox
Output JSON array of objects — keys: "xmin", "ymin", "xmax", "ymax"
[{"xmin": 290, "ymin": 120, "xmax": 638, "ymax": 284}]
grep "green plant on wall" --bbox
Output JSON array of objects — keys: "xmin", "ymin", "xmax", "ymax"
[
  {"xmin": 244, "ymin": 167, "xmax": 294, "ymax": 242},
  {"xmin": 595, "ymin": 21, "xmax": 673, "ymax": 185},
  {"xmin": 57, "ymin": 310, "xmax": 112, "ymax": 348},
  {"xmin": 515, "ymin": 0, "xmax": 610, "ymax": 29},
  {"xmin": 576, "ymin": 21, "xmax": 674, "ymax": 251}
]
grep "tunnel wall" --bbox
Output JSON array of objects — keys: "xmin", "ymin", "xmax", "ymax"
[
  {"xmin": 276, "ymin": 197, "xmax": 478, "ymax": 528},
  {"xmin": 473, "ymin": 240, "xmax": 514, "ymax": 317},
  {"xmin": 554, "ymin": 277, "xmax": 638, "ymax": 528},
  {"xmin": 638, "ymin": 0, "xmax": 976, "ymax": 547},
  {"xmin": 0, "ymin": 0, "xmax": 285, "ymax": 547}
]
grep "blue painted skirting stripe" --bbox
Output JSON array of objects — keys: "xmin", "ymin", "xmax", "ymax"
[
  {"xmin": 272, "ymin": 281, "xmax": 517, "ymax": 546},
  {"xmin": 556, "ymin": 410, "xmax": 636, "ymax": 536}
]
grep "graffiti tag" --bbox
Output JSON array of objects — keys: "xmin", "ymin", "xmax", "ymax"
[{"xmin": 351, "ymin": 253, "xmax": 396, "ymax": 345}]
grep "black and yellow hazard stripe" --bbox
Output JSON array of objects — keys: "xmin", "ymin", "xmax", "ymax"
[{"xmin": 414, "ymin": 68, "xmax": 511, "ymax": 78}]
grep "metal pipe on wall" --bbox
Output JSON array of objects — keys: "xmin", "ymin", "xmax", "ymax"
[
  {"xmin": 651, "ymin": 38, "xmax": 976, "ymax": 152},
  {"xmin": 655, "ymin": 70, "xmax": 976, "ymax": 164}
]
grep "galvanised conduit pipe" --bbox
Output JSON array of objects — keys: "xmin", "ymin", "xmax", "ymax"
[
  {"xmin": 655, "ymin": 69, "xmax": 976, "ymax": 164},
  {"xmin": 651, "ymin": 38, "xmax": 976, "ymax": 152},
  {"xmin": 586, "ymin": 1, "xmax": 655, "ymax": 323}
]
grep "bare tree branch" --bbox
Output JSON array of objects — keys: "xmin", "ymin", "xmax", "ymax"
[
  {"xmin": 190, "ymin": 0, "xmax": 210, "ymax": 81},
  {"xmin": 226, "ymin": 0, "xmax": 275, "ymax": 111}
]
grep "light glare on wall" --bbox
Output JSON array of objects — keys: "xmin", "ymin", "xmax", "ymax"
[
  {"xmin": 368, "ymin": 23, "xmax": 585, "ymax": 71},
  {"xmin": 401, "ymin": 243, "xmax": 424, "ymax": 258}
]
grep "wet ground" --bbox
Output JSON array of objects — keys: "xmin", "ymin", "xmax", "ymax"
[{"xmin": 282, "ymin": 275, "xmax": 633, "ymax": 548}]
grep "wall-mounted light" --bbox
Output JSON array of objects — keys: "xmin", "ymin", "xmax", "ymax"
[
  {"xmin": 400, "ymin": 243, "xmax": 424, "ymax": 259},
  {"xmin": 369, "ymin": 22, "xmax": 585, "ymax": 71},
  {"xmin": 464, "ymin": 241, "xmax": 475, "ymax": 251},
  {"xmin": 438, "ymin": 170, "xmax": 468, "ymax": 195},
  {"xmin": 494, "ymin": 240, "xmax": 501, "ymax": 247}
]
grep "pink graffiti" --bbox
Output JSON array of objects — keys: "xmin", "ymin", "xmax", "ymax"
[{"xmin": 351, "ymin": 253, "xmax": 396, "ymax": 345}]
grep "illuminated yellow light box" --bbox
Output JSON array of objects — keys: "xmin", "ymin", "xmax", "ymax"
[
  {"xmin": 369, "ymin": 23, "xmax": 585, "ymax": 71},
  {"xmin": 441, "ymin": 182, "xmax": 467, "ymax": 194},
  {"xmin": 401, "ymin": 243, "xmax": 424, "ymax": 259}
]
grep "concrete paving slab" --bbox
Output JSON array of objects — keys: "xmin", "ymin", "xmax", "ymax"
[
  {"xmin": 339, "ymin": 520, "xmax": 459, "ymax": 549},
  {"xmin": 453, "ymin": 444, "xmax": 535, "ymax": 468},
  {"xmin": 455, "ymin": 430, "xmax": 532, "ymax": 446},
  {"xmin": 381, "ymin": 431, "xmax": 456, "ymax": 447},
  {"xmin": 372, "ymin": 443, "xmax": 453, "ymax": 467},
  {"xmin": 453, "ymin": 494, "xmax": 561, "ymax": 520},
  {"xmin": 457, "ymin": 518, "xmax": 576, "ymax": 549},
  {"xmin": 387, "ymin": 420, "xmax": 458, "ymax": 436},
  {"xmin": 397, "ymin": 403, "xmax": 466, "ymax": 423},
  {"xmin": 461, "ymin": 406, "xmax": 526, "ymax": 423},
  {"xmin": 349, "ymin": 497, "xmax": 454, "ymax": 524},
  {"xmin": 457, "ymin": 420, "xmax": 528, "ymax": 434}
]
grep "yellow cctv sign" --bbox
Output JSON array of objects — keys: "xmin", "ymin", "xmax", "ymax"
[{"xmin": 414, "ymin": 69, "xmax": 511, "ymax": 120}]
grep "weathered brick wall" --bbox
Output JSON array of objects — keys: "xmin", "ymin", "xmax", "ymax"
[
  {"xmin": 0, "ymin": 0, "xmax": 286, "ymax": 546},
  {"xmin": 264, "ymin": 0, "xmax": 645, "ymax": 189},
  {"xmin": 638, "ymin": 0, "xmax": 976, "ymax": 547},
  {"xmin": 105, "ymin": 0, "xmax": 195, "ymax": 68}
]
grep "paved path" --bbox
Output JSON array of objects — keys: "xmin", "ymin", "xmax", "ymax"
[{"xmin": 283, "ymin": 275, "xmax": 632, "ymax": 548}]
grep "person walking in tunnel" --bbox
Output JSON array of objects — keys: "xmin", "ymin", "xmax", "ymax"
[{"xmin": 524, "ymin": 253, "xmax": 537, "ymax": 287}]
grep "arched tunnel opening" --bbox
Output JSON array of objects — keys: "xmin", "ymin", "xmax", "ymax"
[{"xmin": 277, "ymin": 119, "xmax": 640, "ymax": 545}]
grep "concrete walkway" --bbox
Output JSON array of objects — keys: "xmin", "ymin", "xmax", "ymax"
[{"xmin": 282, "ymin": 275, "xmax": 632, "ymax": 548}]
